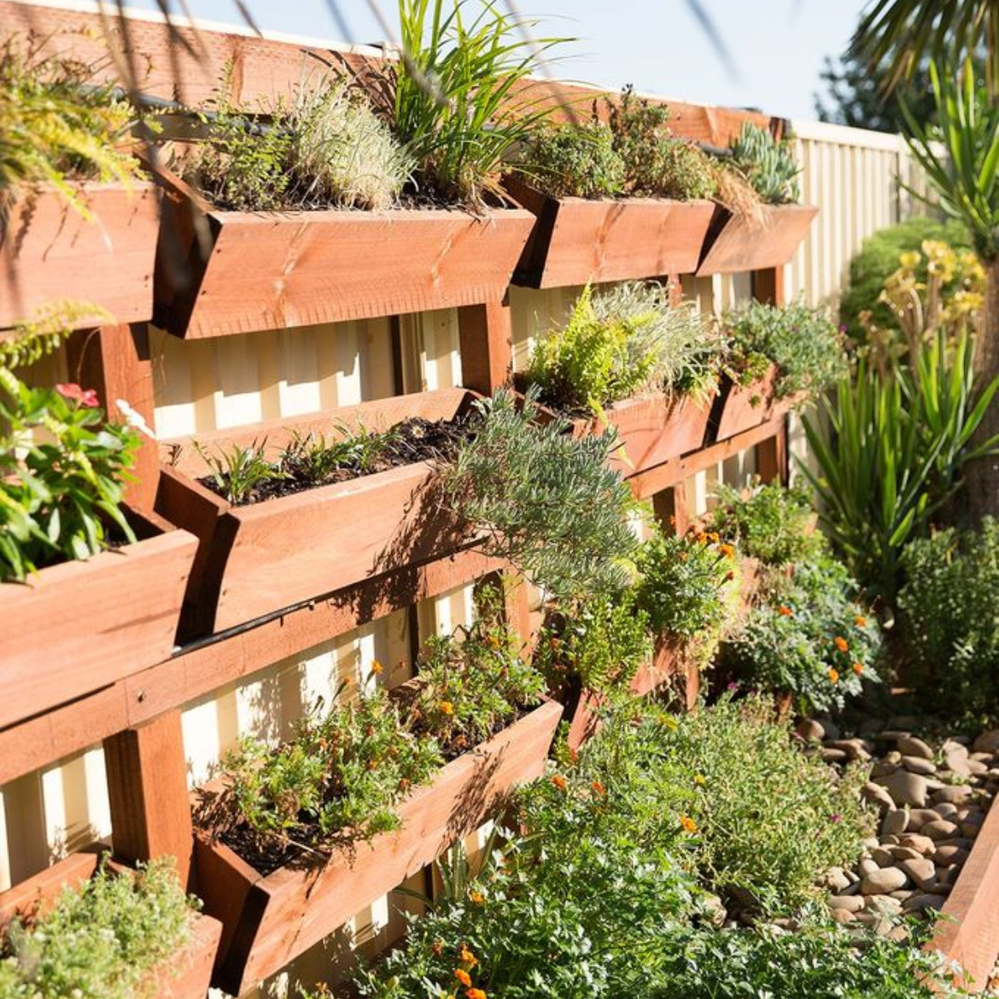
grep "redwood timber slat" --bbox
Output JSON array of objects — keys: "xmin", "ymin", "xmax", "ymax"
[
  {"xmin": 696, "ymin": 204, "xmax": 818, "ymax": 276},
  {"xmin": 457, "ymin": 300, "xmax": 514, "ymax": 395}
]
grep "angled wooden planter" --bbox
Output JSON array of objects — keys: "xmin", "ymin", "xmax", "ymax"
[
  {"xmin": 708, "ymin": 368, "xmax": 804, "ymax": 444},
  {"xmin": 0, "ymin": 511, "xmax": 196, "ymax": 730},
  {"xmin": 696, "ymin": 203, "xmax": 818, "ymax": 276},
  {"xmin": 154, "ymin": 168, "xmax": 535, "ymax": 338},
  {"xmin": 505, "ymin": 177, "xmax": 715, "ymax": 288},
  {"xmin": 156, "ymin": 389, "xmax": 480, "ymax": 638},
  {"xmin": 193, "ymin": 698, "xmax": 563, "ymax": 996},
  {"xmin": 0, "ymin": 182, "xmax": 160, "ymax": 330},
  {"xmin": 0, "ymin": 850, "xmax": 222, "ymax": 999}
]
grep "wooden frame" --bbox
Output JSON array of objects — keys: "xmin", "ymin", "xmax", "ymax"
[
  {"xmin": 505, "ymin": 176, "xmax": 714, "ymax": 288},
  {"xmin": 194, "ymin": 699, "xmax": 564, "ymax": 995},
  {"xmin": 156, "ymin": 389, "xmax": 481, "ymax": 637},
  {"xmin": 707, "ymin": 368, "xmax": 804, "ymax": 444},
  {"xmin": 0, "ymin": 850, "xmax": 222, "ymax": 999},
  {"xmin": 154, "ymin": 169, "xmax": 535, "ymax": 339},
  {"xmin": 0, "ymin": 512, "xmax": 196, "ymax": 730},
  {"xmin": 0, "ymin": 183, "xmax": 160, "ymax": 330},
  {"xmin": 696, "ymin": 204, "xmax": 818, "ymax": 276}
]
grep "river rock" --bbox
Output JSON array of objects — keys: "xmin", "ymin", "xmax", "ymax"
[
  {"xmin": 863, "ymin": 782, "xmax": 898, "ymax": 811},
  {"xmin": 861, "ymin": 866, "xmax": 908, "ymax": 894},
  {"xmin": 796, "ymin": 718, "xmax": 825, "ymax": 742},
  {"xmin": 889, "ymin": 845, "xmax": 923, "ymax": 862},
  {"xmin": 934, "ymin": 845, "xmax": 969, "ymax": 866},
  {"xmin": 879, "ymin": 770, "xmax": 928, "ymax": 808},
  {"xmin": 933, "ymin": 802, "xmax": 960, "ymax": 820},
  {"xmin": 830, "ymin": 907, "xmax": 855, "ymax": 924},
  {"xmin": 871, "ymin": 846, "xmax": 896, "ymax": 867},
  {"xmin": 902, "ymin": 756, "xmax": 937, "ymax": 776},
  {"xmin": 820, "ymin": 747, "xmax": 847, "ymax": 763},
  {"xmin": 922, "ymin": 819, "xmax": 960, "ymax": 841},
  {"xmin": 973, "ymin": 730, "xmax": 999, "ymax": 754},
  {"xmin": 899, "ymin": 833, "xmax": 936, "ymax": 855},
  {"xmin": 903, "ymin": 893, "xmax": 946, "ymax": 912},
  {"xmin": 933, "ymin": 785, "xmax": 973, "ymax": 805},
  {"xmin": 829, "ymin": 894, "xmax": 865, "ymax": 913},
  {"xmin": 897, "ymin": 735, "xmax": 934, "ymax": 760},
  {"xmin": 899, "ymin": 857, "xmax": 937, "ymax": 889},
  {"xmin": 907, "ymin": 808, "xmax": 940, "ymax": 830},
  {"xmin": 858, "ymin": 858, "xmax": 880, "ymax": 878}
]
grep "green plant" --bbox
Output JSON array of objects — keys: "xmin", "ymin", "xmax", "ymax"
[
  {"xmin": 728, "ymin": 121, "xmax": 800, "ymax": 205},
  {"xmin": 383, "ymin": 0, "xmax": 563, "ymax": 208},
  {"xmin": 0, "ymin": 370, "xmax": 140, "ymax": 581},
  {"xmin": 515, "ymin": 120, "xmax": 625, "ymax": 199},
  {"xmin": 708, "ymin": 479, "xmax": 823, "ymax": 567},
  {"xmin": 634, "ymin": 527, "xmax": 738, "ymax": 663},
  {"xmin": 441, "ymin": 388, "xmax": 638, "ymax": 601},
  {"xmin": 0, "ymin": 35, "xmax": 141, "ymax": 216},
  {"xmin": 281, "ymin": 424, "xmax": 397, "ymax": 486},
  {"xmin": 193, "ymin": 439, "xmax": 282, "ymax": 505},
  {"xmin": 0, "ymin": 303, "xmax": 111, "ymax": 369},
  {"xmin": 607, "ymin": 86, "xmax": 717, "ymax": 200},
  {"xmin": 800, "ymin": 330, "xmax": 999, "ymax": 607},
  {"xmin": 726, "ymin": 555, "xmax": 883, "ymax": 713},
  {"xmin": 0, "ymin": 857, "xmax": 195, "ymax": 999},
  {"xmin": 899, "ymin": 517, "xmax": 999, "ymax": 724},
  {"xmin": 724, "ymin": 299, "xmax": 847, "ymax": 401},
  {"xmin": 207, "ymin": 684, "xmax": 443, "ymax": 861},
  {"xmin": 288, "ymin": 78, "xmax": 413, "ymax": 210},
  {"xmin": 839, "ymin": 218, "xmax": 976, "ymax": 339}
]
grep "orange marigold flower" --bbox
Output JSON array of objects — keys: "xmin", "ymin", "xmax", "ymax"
[
  {"xmin": 488, "ymin": 635, "xmax": 501, "ymax": 649},
  {"xmin": 455, "ymin": 970, "xmax": 472, "ymax": 988},
  {"xmin": 467, "ymin": 990, "xmax": 487, "ymax": 999},
  {"xmin": 459, "ymin": 947, "xmax": 478, "ymax": 966},
  {"xmin": 469, "ymin": 890, "xmax": 485, "ymax": 904},
  {"xmin": 439, "ymin": 700, "xmax": 455, "ymax": 715},
  {"xmin": 833, "ymin": 636, "xmax": 849, "ymax": 653},
  {"xmin": 591, "ymin": 780, "xmax": 606, "ymax": 796},
  {"xmin": 778, "ymin": 605, "xmax": 793, "ymax": 617},
  {"xmin": 696, "ymin": 531, "xmax": 709, "ymax": 545},
  {"xmin": 854, "ymin": 615, "xmax": 867, "ymax": 628},
  {"xmin": 828, "ymin": 668, "xmax": 840, "ymax": 684},
  {"xmin": 718, "ymin": 543, "xmax": 736, "ymax": 559},
  {"xmin": 708, "ymin": 532, "xmax": 721, "ymax": 543},
  {"xmin": 852, "ymin": 662, "xmax": 864, "ymax": 676},
  {"xmin": 551, "ymin": 774, "xmax": 568, "ymax": 792},
  {"xmin": 371, "ymin": 659, "xmax": 384, "ymax": 675},
  {"xmin": 681, "ymin": 814, "xmax": 698, "ymax": 834}
]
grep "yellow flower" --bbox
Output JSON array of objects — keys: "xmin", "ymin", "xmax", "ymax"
[
  {"xmin": 854, "ymin": 616, "xmax": 867, "ymax": 628},
  {"xmin": 694, "ymin": 774, "xmax": 706, "ymax": 786},
  {"xmin": 469, "ymin": 890, "xmax": 485, "ymax": 904},
  {"xmin": 371, "ymin": 659, "xmax": 384, "ymax": 675},
  {"xmin": 439, "ymin": 701, "xmax": 454, "ymax": 716},
  {"xmin": 828, "ymin": 668, "xmax": 840, "ymax": 684},
  {"xmin": 459, "ymin": 947, "xmax": 478, "ymax": 967},
  {"xmin": 681, "ymin": 814, "xmax": 698, "ymax": 834},
  {"xmin": 455, "ymin": 970, "xmax": 472, "ymax": 988},
  {"xmin": 718, "ymin": 543, "xmax": 736, "ymax": 559}
]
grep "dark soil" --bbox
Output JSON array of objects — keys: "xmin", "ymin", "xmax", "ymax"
[{"xmin": 198, "ymin": 411, "xmax": 479, "ymax": 507}]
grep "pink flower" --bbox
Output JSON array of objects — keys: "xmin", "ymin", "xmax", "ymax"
[{"xmin": 56, "ymin": 383, "xmax": 100, "ymax": 408}]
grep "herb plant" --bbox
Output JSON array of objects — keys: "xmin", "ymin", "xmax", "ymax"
[
  {"xmin": 728, "ymin": 121, "xmax": 801, "ymax": 205},
  {"xmin": 0, "ymin": 857, "xmax": 195, "ymax": 999},
  {"xmin": 194, "ymin": 439, "xmax": 281, "ymax": 506},
  {"xmin": 442, "ymin": 388, "xmax": 638, "ymax": 601},
  {"xmin": 724, "ymin": 299, "xmax": 847, "ymax": 401},
  {"xmin": 515, "ymin": 120, "xmax": 625, "ymax": 200}
]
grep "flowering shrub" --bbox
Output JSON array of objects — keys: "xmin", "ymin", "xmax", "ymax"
[
  {"xmin": 0, "ymin": 369, "xmax": 140, "ymax": 581},
  {"xmin": 725, "ymin": 556, "xmax": 883, "ymax": 713},
  {"xmin": 0, "ymin": 857, "xmax": 195, "ymax": 999}
]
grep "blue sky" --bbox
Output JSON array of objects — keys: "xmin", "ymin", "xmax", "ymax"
[{"xmin": 126, "ymin": 0, "xmax": 871, "ymax": 120}]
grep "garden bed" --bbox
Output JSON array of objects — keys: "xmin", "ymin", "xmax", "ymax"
[
  {"xmin": 505, "ymin": 176, "xmax": 714, "ymax": 288},
  {"xmin": 192, "ymin": 697, "xmax": 563, "ymax": 996},
  {"xmin": 0, "ymin": 182, "xmax": 160, "ymax": 330},
  {"xmin": 153, "ymin": 168, "xmax": 535, "ymax": 338},
  {"xmin": 708, "ymin": 368, "xmax": 803, "ymax": 443},
  {"xmin": 0, "ymin": 850, "xmax": 222, "ymax": 999},
  {"xmin": 156, "ymin": 388, "xmax": 482, "ymax": 637},
  {"xmin": 696, "ymin": 203, "xmax": 818, "ymax": 276},
  {"xmin": 0, "ymin": 510, "xmax": 196, "ymax": 729}
]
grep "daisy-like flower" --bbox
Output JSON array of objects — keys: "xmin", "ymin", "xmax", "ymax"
[
  {"xmin": 852, "ymin": 662, "xmax": 864, "ymax": 676},
  {"xmin": 439, "ymin": 701, "xmax": 454, "ymax": 716},
  {"xmin": 828, "ymin": 668, "xmax": 840, "ymax": 684},
  {"xmin": 833, "ymin": 636, "xmax": 849, "ymax": 653},
  {"xmin": 680, "ymin": 814, "xmax": 698, "ymax": 834},
  {"xmin": 778, "ymin": 605, "xmax": 793, "ymax": 617},
  {"xmin": 455, "ymin": 970, "xmax": 472, "ymax": 988},
  {"xmin": 551, "ymin": 774, "xmax": 568, "ymax": 792}
]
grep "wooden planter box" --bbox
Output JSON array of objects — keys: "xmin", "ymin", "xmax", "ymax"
[
  {"xmin": 696, "ymin": 203, "xmax": 818, "ymax": 276},
  {"xmin": 0, "ymin": 850, "xmax": 222, "ymax": 999},
  {"xmin": 0, "ymin": 511, "xmax": 196, "ymax": 730},
  {"xmin": 193, "ymin": 698, "xmax": 563, "ymax": 996},
  {"xmin": 708, "ymin": 368, "xmax": 802, "ymax": 443},
  {"xmin": 572, "ymin": 392, "xmax": 714, "ymax": 477},
  {"xmin": 154, "ymin": 169, "xmax": 535, "ymax": 338},
  {"xmin": 0, "ymin": 182, "xmax": 160, "ymax": 330},
  {"xmin": 505, "ymin": 177, "xmax": 715, "ymax": 288},
  {"xmin": 156, "ymin": 389, "xmax": 481, "ymax": 638}
]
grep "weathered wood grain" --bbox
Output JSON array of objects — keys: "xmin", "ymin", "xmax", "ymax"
[{"xmin": 696, "ymin": 204, "xmax": 818, "ymax": 276}]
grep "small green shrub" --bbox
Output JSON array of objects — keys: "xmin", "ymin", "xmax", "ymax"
[
  {"xmin": 0, "ymin": 857, "xmax": 195, "ymax": 999},
  {"xmin": 441, "ymin": 388, "xmax": 638, "ymax": 601},
  {"xmin": 840, "ymin": 217, "xmax": 976, "ymax": 339},
  {"xmin": 709, "ymin": 480, "xmax": 823, "ymax": 567},
  {"xmin": 516, "ymin": 120, "xmax": 625, "ymax": 199},
  {"xmin": 724, "ymin": 299, "xmax": 847, "ymax": 401},
  {"xmin": 725, "ymin": 556, "xmax": 883, "ymax": 713},
  {"xmin": 607, "ymin": 85, "xmax": 717, "ymax": 200},
  {"xmin": 899, "ymin": 518, "xmax": 999, "ymax": 724},
  {"xmin": 728, "ymin": 121, "xmax": 800, "ymax": 205}
]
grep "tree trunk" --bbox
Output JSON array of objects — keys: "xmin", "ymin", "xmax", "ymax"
[{"xmin": 966, "ymin": 257, "xmax": 999, "ymax": 524}]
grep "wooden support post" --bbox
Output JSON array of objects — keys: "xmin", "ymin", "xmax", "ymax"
[
  {"xmin": 503, "ymin": 572, "xmax": 535, "ymax": 652},
  {"xmin": 756, "ymin": 427, "xmax": 789, "ymax": 486},
  {"xmin": 667, "ymin": 273, "xmax": 684, "ymax": 307},
  {"xmin": 103, "ymin": 710, "xmax": 194, "ymax": 887},
  {"xmin": 652, "ymin": 481, "xmax": 689, "ymax": 536},
  {"xmin": 66, "ymin": 323, "xmax": 159, "ymax": 512},
  {"xmin": 750, "ymin": 266, "xmax": 784, "ymax": 307},
  {"xmin": 457, "ymin": 299, "xmax": 514, "ymax": 395}
]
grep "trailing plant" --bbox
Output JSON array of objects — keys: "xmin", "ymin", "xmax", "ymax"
[
  {"xmin": 634, "ymin": 526, "xmax": 739, "ymax": 661},
  {"xmin": 723, "ymin": 299, "xmax": 847, "ymax": 401},
  {"xmin": 204, "ymin": 684, "xmax": 443, "ymax": 862},
  {"xmin": 727, "ymin": 121, "xmax": 800, "ymax": 205},
  {"xmin": 515, "ymin": 120, "xmax": 625, "ymax": 200},
  {"xmin": 708, "ymin": 479, "xmax": 823, "ymax": 567},
  {"xmin": 376, "ymin": 0, "xmax": 564, "ymax": 209},
  {"xmin": 724, "ymin": 555, "xmax": 883, "ymax": 713},
  {"xmin": 0, "ymin": 35, "xmax": 141, "ymax": 217},
  {"xmin": 524, "ymin": 282, "xmax": 717, "ymax": 414},
  {"xmin": 800, "ymin": 330, "xmax": 999, "ymax": 607},
  {"xmin": 0, "ymin": 370, "xmax": 140, "ymax": 581},
  {"xmin": 899, "ymin": 517, "xmax": 999, "ymax": 724},
  {"xmin": 607, "ymin": 86, "xmax": 717, "ymax": 201},
  {"xmin": 0, "ymin": 303, "xmax": 110, "ymax": 369},
  {"xmin": 0, "ymin": 857, "xmax": 195, "ymax": 999},
  {"xmin": 441, "ymin": 388, "xmax": 638, "ymax": 601}
]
